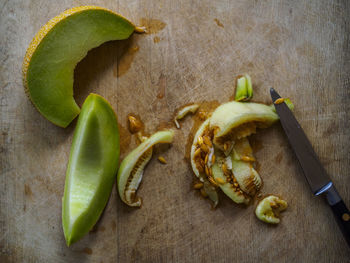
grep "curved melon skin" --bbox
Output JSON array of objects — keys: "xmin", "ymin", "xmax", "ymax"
[
  {"xmin": 62, "ymin": 93, "xmax": 120, "ymax": 246},
  {"xmin": 23, "ymin": 6, "xmax": 136, "ymax": 127}
]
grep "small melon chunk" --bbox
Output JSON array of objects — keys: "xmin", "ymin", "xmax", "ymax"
[{"xmin": 255, "ymin": 195, "xmax": 288, "ymax": 224}]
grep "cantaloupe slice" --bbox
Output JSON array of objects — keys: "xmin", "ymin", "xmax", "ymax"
[{"xmin": 22, "ymin": 6, "xmax": 141, "ymax": 127}]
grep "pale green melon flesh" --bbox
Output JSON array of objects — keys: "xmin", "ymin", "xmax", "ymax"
[
  {"xmin": 235, "ymin": 74, "xmax": 253, "ymax": 102},
  {"xmin": 231, "ymin": 159, "xmax": 261, "ymax": 195},
  {"xmin": 27, "ymin": 10, "xmax": 134, "ymax": 127},
  {"xmin": 209, "ymin": 101, "xmax": 279, "ymax": 150},
  {"xmin": 255, "ymin": 195, "xmax": 288, "ymax": 224},
  {"xmin": 211, "ymin": 162, "xmax": 249, "ymax": 204},
  {"xmin": 117, "ymin": 130, "xmax": 174, "ymax": 206},
  {"xmin": 62, "ymin": 94, "xmax": 120, "ymax": 246}
]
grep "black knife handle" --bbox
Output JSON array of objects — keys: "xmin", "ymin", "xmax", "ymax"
[
  {"xmin": 330, "ymin": 200, "xmax": 350, "ymax": 247},
  {"xmin": 326, "ymin": 185, "xmax": 350, "ymax": 247}
]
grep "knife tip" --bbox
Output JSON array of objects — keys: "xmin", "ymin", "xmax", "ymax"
[{"xmin": 269, "ymin": 87, "xmax": 280, "ymax": 101}]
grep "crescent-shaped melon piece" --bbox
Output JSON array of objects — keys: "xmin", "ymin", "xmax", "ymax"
[{"xmin": 22, "ymin": 6, "xmax": 138, "ymax": 127}]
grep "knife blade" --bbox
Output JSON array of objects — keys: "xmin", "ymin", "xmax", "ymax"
[{"xmin": 270, "ymin": 88, "xmax": 350, "ymax": 247}]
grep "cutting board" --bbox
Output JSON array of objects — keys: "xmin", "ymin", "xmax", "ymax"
[{"xmin": 1, "ymin": 0, "xmax": 349, "ymax": 262}]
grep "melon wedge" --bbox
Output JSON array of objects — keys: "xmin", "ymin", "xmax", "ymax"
[
  {"xmin": 62, "ymin": 93, "xmax": 119, "ymax": 246},
  {"xmin": 22, "ymin": 6, "xmax": 138, "ymax": 127}
]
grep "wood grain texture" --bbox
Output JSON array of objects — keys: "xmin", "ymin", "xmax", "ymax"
[{"xmin": 1, "ymin": 0, "xmax": 349, "ymax": 262}]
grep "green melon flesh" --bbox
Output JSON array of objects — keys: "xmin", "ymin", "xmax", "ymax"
[
  {"xmin": 209, "ymin": 101, "xmax": 279, "ymax": 151},
  {"xmin": 211, "ymin": 162, "xmax": 249, "ymax": 204},
  {"xmin": 62, "ymin": 94, "xmax": 120, "ymax": 246},
  {"xmin": 117, "ymin": 130, "xmax": 174, "ymax": 207},
  {"xmin": 26, "ymin": 10, "xmax": 135, "ymax": 127}
]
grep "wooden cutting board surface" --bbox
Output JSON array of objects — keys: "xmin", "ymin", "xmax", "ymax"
[{"xmin": 1, "ymin": 0, "xmax": 349, "ymax": 262}]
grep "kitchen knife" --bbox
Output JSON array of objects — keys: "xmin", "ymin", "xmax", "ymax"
[{"xmin": 270, "ymin": 88, "xmax": 350, "ymax": 247}]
